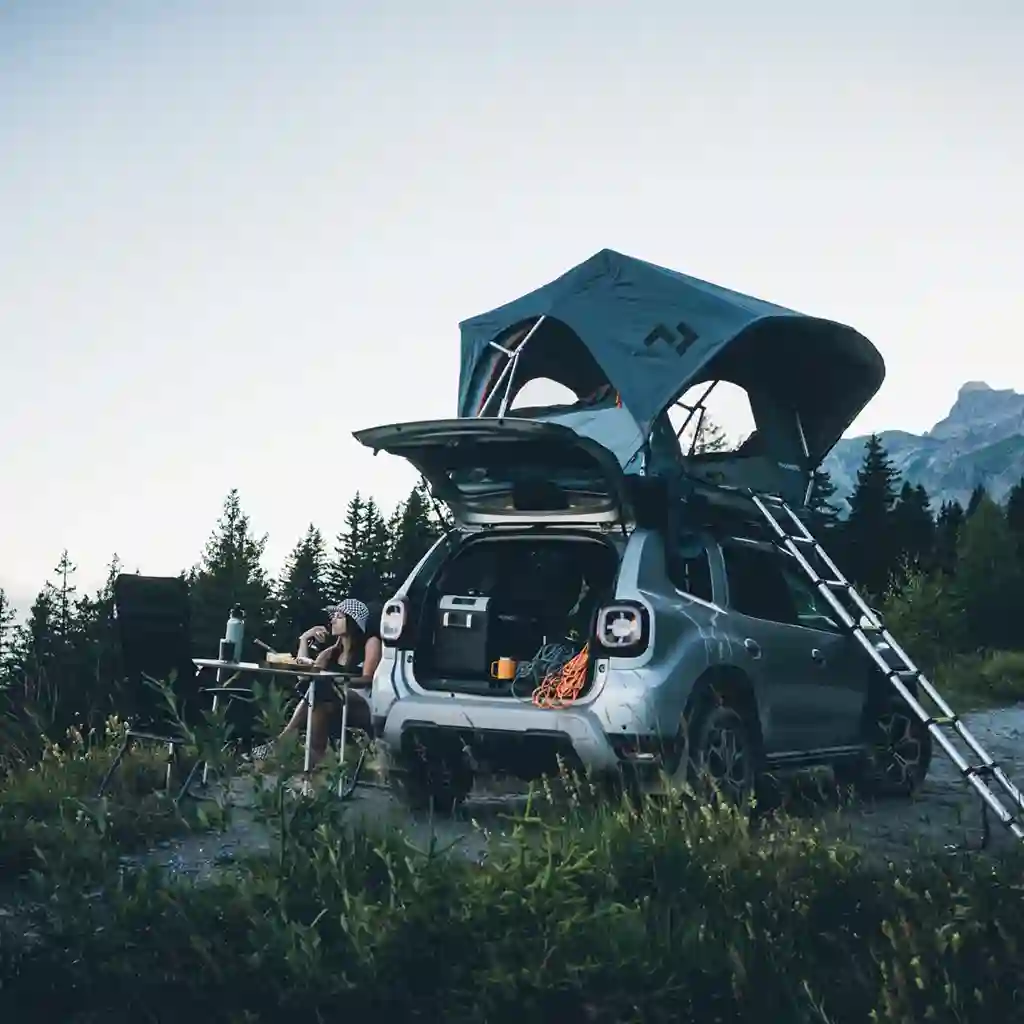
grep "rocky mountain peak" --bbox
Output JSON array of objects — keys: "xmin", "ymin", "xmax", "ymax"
[
  {"xmin": 823, "ymin": 380, "xmax": 1024, "ymax": 512},
  {"xmin": 926, "ymin": 381, "xmax": 1024, "ymax": 442}
]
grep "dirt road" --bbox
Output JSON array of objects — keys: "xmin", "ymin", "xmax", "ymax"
[{"xmin": 131, "ymin": 704, "xmax": 1024, "ymax": 882}]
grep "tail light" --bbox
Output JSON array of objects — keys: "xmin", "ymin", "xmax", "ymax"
[
  {"xmin": 380, "ymin": 598, "xmax": 407, "ymax": 644},
  {"xmin": 595, "ymin": 602, "xmax": 650, "ymax": 655}
]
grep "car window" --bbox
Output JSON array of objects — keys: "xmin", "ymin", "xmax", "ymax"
[
  {"xmin": 780, "ymin": 563, "xmax": 842, "ymax": 632},
  {"xmin": 721, "ymin": 544, "xmax": 798, "ymax": 625},
  {"xmin": 666, "ymin": 540, "xmax": 714, "ymax": 602}
]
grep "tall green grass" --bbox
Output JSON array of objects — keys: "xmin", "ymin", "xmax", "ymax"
[
  {"xmin": 2, "ymin": 759, "xmax": 1022, "ymax": 1024},
  {"xmin": 0, "ymin": 713, "xmax": 227, "ymax": 888},
  {"xmin": 1, "ymin": 678, "xmax": 1022, "ymax": 1023}
]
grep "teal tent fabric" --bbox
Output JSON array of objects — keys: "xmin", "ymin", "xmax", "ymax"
[{"xmin": 457, "ymin": 249, "xmax": 884, "ymax": 466}]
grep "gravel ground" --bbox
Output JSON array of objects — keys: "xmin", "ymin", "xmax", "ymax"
[
  {"xmin": 120, "ymin": 704, "xmax": 1024, "ymax": 883},
  {"xmin": 819, "ymin": 703, "xmax": 1024, "ymax": 861}
]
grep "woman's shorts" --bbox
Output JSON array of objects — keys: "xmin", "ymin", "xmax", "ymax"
[{"xmin": 294, "ymin": 677, "xmax": 343, "ymax": 704}]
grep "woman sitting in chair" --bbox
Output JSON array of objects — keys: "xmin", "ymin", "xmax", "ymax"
[{"xmin": 251, "ymin": 597, "xmax": 382, "ymax": 769}]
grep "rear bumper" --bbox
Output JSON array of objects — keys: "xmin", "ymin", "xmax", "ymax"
[{"xmin": 377, "ymin": 692, "xmax": 622, "ymax": 774}]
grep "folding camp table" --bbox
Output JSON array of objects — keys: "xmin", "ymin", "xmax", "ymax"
[{"xmin": 193, "ymin": 658, "xmax": 369, "ymax": 798}]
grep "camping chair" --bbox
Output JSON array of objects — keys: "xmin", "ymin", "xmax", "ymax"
[{"xmin": 96, "ymin": 574, "xmax": 249, "ymax": 804}]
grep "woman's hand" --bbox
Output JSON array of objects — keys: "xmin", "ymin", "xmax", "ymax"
[
  {"xmin": 313, "ymin": 644, "xmax": 337, "ymax": 670},
  {"xmin": 300, "ymin": 625, "xmax": 328, "ymax": 643}
]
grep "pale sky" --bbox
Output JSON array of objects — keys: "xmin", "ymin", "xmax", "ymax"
[{"xmin": 2, "ymin": 0, "xmax": 1022, "ymax": 616}]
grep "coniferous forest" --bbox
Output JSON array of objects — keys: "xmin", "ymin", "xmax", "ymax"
[
  {"xmin": 0, "ymin": 483, "xmax": 449, "ymax": 757},
  {"xmin": 3, "ymin": 433, "xmax": 1024, "ymax": 755}
]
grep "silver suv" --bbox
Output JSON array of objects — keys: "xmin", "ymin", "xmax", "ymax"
[{"xmin": 354, "ymin": 416, "xmax": 932, "ymax": 811}]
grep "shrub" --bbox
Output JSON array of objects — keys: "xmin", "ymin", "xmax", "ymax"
[
  {"xmin": 935, "ymin": 649, "xmax": 1024, "ymax": 708},
  {"xmin": 881, "ymin": 570, "xmax": 965, "ymax": 671},
  {"xmin": 0, "ymin": 714, "xmax": 225, "ymax": 885},
  {"xmin": 2, "ymin": 773, "xmax": 1023, "ymax": 1024}
]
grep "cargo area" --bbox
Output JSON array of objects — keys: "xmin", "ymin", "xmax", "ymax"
[{"xmin": 410, "ymin": 533, "xmax": 620, "ymax": 697}]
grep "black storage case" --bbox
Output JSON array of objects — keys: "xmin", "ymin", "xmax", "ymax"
[{"xmin": 433, "ymin": 594, "xmax": 492, "ymax": 676}]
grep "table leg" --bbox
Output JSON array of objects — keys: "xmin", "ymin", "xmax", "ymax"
[
  {"xmin": 337, "ymin": 684, "xmax": 349, "ymax": 797},
  {"xmin": 201, "ymin": 690, "xmax": 219, "ymax": 787},
  {"xmin": 302, "ymin": 679, "xmax": 316, "ymax": 776},
  {"xmin": 200, "ymin": 670, "xmax": 239, "ymax": 788}
]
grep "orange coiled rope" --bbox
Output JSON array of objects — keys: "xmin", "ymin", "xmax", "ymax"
[{"xmin": 531, "ymin": 644, "xmax": 590, "ymax": 708}]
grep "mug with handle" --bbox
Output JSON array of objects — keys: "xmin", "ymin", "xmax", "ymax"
[{"xmin": 490, "ymin": 657, "xmax": 517, "ymax": 681}]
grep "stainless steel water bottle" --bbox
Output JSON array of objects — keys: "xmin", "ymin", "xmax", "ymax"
[{"xmin": 225, "ymin": 604, "xmax": 245, "ymax": 661}]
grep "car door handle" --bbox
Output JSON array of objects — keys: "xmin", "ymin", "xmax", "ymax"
[
  {"xmin": 811, "ymin": 648, "xmax": 826, "ymax": 665},
  {"xmin": 743, "ymin": 638, "xmax": 761, "ymax": 659}
]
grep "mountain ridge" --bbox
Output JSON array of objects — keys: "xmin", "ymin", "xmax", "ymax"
[{"xmin": 823, "ymin": 381, "xmax": 1024, "ymax": 510}]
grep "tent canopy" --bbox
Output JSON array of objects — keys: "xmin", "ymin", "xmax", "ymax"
[{"xmin": 457, "ymin": 249, "xmax": 885, "ymax": 469}]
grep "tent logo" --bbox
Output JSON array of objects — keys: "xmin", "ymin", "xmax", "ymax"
[{"xmin": 642, "ymin": 320, "xmax": 699, "ymax": 357}]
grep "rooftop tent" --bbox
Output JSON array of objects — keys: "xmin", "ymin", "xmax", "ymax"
[{"xmin": 457, "ymin": 249, "xmax": 885, "ymax": 471}]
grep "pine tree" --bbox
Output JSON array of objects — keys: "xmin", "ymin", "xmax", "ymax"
[
  {"xmin": 934, "ymin": 499, "xmax": 965, "ymax": 575},
  {"xmin": 0, "ymin": 589, "xmax": 16, "ymax": 688},
  {"xmin": 52, "ymin": 549, "xmax": 78, "ymax": 642},
  {"xmin": 692, "ymin": 415, "xmax": 730, "ymax": 454},
  {"xmin": 70, "ymin": 555, "xmax": 124, "ymax": 724},
  {"xmin": 891, "ymin": 482, "xmax": 935, "ymax": 578},
  {"xmin": 274, "ymin": 525, "xmax": 329, "ymax": 649},
  {"xmin": 189, "ymin": 490, "xmax": 273, "ymax": 660},
  {"xmin": 354, "ymin": 498, "xmax": 392, "ymax": 602},
  {"xmin": 1005, "ymin": 476, "xmax": 1024, "ymax": 543},
  {"xmin": 966, "ymin": 483, "xmax": 987, "ymax": 518},
  {"xmin": 390, "ymin": 486, "xmax": 444, "ymax": 590},
  {"xmin": 325, "ymin": 493, "xmax": 365, "ymax": 602},
  {"xmin": 805, "ymin": 468, "xmax": 841, "ymax": 538},
  {"xmin": 16, "ymin": 584, "xmax": 59, "ymax": 719},
  {"xmin": 417, "ymin": 478, "xmax": 453, "ymax": 532},
  {"xmin": 840, "ymin": 434, "xmax": 902, "ymax": 598},
  {"xmin": 954, "ymin": 494, "xmax": 1024, "ymax": 650}
]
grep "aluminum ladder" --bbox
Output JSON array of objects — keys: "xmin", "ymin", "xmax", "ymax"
[{"xmin": 749, "ymin": 490, "xmax": 1024, "ymax": 845}]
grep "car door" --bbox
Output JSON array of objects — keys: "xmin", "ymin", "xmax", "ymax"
[
  {"xmin": 777, "ymin": 560, "xmax": 868, "ymax": 749},
  {"xmin": 719, "ymin": 541, "xmax": 823, "ymax": 754}
]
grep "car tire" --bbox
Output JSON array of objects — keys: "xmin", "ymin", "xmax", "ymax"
[
  {"xmin": 386, "ymin": 744, "xmax": 473, "ymax": 815},
  {"xmin": 835, "ymin": 698, "xmax": 932, "ymax": 798},
  {"xmin": 687, "ymin": 701, "xmax": 759, "ymax": 808}
]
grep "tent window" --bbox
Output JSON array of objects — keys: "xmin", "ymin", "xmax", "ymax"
[
  {"xmin": 667, "ymin": 381, "xmax": 755, "ymax": 455},
  {"xmin": 509, "ymin": 377, "xmax": 580, "ymax": 411}
]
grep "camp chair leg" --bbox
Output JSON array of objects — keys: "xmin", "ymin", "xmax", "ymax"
[
  {"xmin": 97, "ymin": 733, "xmax": 134, "ymax": 798},
  {"xmin": 338, "ymin": 745, "xmax": 368, "ymax": 801},
  {"xmin": 194, "ymin": 741, "xmax": 233, "ymax": 798},
  {"xmin": 164, "ymin": 741, "xmax": 177, "ymax": 793},
  {"xmin": 174, "ymin": 757, "xmax": 204, "ymax": 807}
]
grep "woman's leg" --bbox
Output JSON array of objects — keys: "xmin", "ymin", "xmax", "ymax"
[
  {"xmin": 306, "ymin": 704, "xmax": 334, "ymax": 769},
  {"xmin": 278, "ymin": 696, "xmax": 309, "ymax": 738},
  {"xmin": 250, "ymin": 695, "xmax": 309, "ymax": 763},
  {"xmin": 254, "ymin": 693, "xmax": 335, "ymax": 769}
]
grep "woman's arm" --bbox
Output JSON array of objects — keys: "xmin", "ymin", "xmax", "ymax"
[
  {"xmin": 297, "ymin": 625, "xmax": 328, "ymax": 660},
  {"xmin": 362, "ymin": 637, "xmax": 383, "ymax": 680},
  {"xmin": 312, "ymin": 640, "xmax": 340, "ymax": 671}
]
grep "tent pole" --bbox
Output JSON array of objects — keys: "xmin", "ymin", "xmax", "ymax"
[
  {"xmin": 674, "ymin": 380, "xmax": 719, "ymax": 441},
  {"xmin": 478, "ymin": 315, "xmax": 547, "ymax": 418},
  {"xmin": 796, "ymin": 411, "xmax": 815, "ymax": 505}
]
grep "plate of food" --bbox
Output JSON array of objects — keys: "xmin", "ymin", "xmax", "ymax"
[{"xmin": 264, "ymin": 652, "xmax": 315, "ymax": 668}]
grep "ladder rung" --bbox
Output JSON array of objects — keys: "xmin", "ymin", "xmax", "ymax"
[
  {"xmin": 966, "ymin": 764, "xmax": 997, "ymax": 778},
  {"xmin": 881, "ymin": 666, "xmax": 920, "ymax": 682}
]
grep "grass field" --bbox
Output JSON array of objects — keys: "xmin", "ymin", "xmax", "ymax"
[{"xmin": 1, "ymin": 717, "xmax": 1022, "ymax": 1024}]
